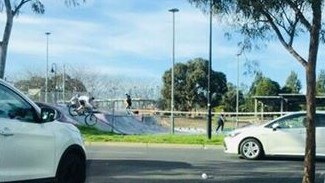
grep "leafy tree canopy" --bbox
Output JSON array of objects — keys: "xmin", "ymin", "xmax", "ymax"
[
  {"xmin": 221, "ymin": 83, "xmax": 244, "ymax": 112},
  {"xmin": 161, "ymin": 58, "xmax": 227, "ymax": 111},
  {"xmin": 284, "ymin": 71, "xmax": 302, "ymax": 94},
  {"xmin": 316, "ymin": 69, "xmax": 325, "ymax": 95},
  {"xmin": 14, "ymin": 74, "xmax": 86, "ymax": 93}
]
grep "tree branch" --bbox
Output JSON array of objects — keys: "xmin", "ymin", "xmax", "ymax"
[
  {"xmin": 13, "ymin": 0, "xmax": 32, "ymax": 16},
  {"xmin": 262, "ymin": 5, "xmax": 298, "ymax": 48},
  {"xmin": 284, "ymin": 0, "xmax": 311, "ymax": 31},
  {"xmin": 259, "ymin": 7, "xmax": 308, "ymax": 68},
  {"xmin": 288, "ymin": 15, "xmax": 299, "ymax": 46}
]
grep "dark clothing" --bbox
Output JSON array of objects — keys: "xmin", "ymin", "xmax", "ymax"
[
  {"xmin": 216, "ymin": 115, "xmax": 224, "ymax": 132},
  {"xmin": 79, "ymin": 100, "xmax": 85, "ymax": 106},
  {"xmin": 126, "ymin": 95, "xmax": 132, "ymax": 109}
]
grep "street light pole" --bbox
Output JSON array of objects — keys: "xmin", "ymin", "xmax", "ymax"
[
  {"xmin": 169, "ymin": 8, "xmax": 179, "ymax": 134},
  {"xmin": 45, "ymin": 32, "xmax": 51, "ymax": 103},
  {"xmin": 63, "ymin": 64, "xmax": 66, "ymax": 103},
  {"xmin": 236, "ymin": 53, "xmax": 240, "ymax": 128},
  {"xmin": 207, "ymin": 0, "xmax": 213, "ymax": 139},
  {"xmin": 51, "ymin": 63, "xmax": 57, "ymax": 103}
]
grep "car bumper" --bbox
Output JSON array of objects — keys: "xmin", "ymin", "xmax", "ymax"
[{"xmin": 223, "ymin": 136, "xmax": 241, "ymax": 154}]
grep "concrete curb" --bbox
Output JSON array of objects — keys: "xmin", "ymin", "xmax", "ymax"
[{"xmin": 85, "ymin": 141, "xmax": 223, "ymax": 150}]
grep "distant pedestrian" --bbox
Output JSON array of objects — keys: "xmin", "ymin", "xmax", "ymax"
[
  {"xmin": 125, "ymin": 93, "xmax": 132, "ymax": 109},
  {"xmin": 124, "ymin": 93, "xmax": 133, "ymax": 115},
  {"xmin": 216, "ymin": 113, "xmax": 225, "ymax": 134}
]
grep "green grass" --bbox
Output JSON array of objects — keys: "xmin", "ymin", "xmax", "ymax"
[{"xmin": 78, "ymin": 126, "xmax": 224, "ymax": 145}]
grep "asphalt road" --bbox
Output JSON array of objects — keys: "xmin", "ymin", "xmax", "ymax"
[{"xmin": 85, "ymin": 143, "xmax": 325, "ymax": 183}]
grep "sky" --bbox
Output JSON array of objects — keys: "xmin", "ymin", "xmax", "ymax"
[{"xmin": 1, "ymin": 0, "xmax": 324, "ymax": 93}]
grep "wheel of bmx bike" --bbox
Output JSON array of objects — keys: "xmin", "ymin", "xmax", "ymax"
[
  {"xmin": 85, "ymin": 113, "xmax": 98, "ymax": 126},
  {"xmin": 68, "ymin": 104, "xmax": 79, "ymax": 116}
]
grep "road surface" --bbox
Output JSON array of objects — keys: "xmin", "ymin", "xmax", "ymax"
[{"xmin": 85, "ymin": 143, "xmax": 325, "ymax": 183}]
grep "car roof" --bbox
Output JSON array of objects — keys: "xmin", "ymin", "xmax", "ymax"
[{"xmin": 284, "ymin": 111, "xmax": 325, "ymax": 115}]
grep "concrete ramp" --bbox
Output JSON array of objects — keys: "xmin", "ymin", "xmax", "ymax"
[
  {"xmin": 55, "ymin": 104, "xmax": 167, "ymax": 134},
  {"xmin": 102, "ymin": 113, "xmax": 168, "ymax": 134}
]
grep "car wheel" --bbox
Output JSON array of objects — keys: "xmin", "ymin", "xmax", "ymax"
[
  {"xmin": 56, "ymin": 152, "xmax": 86, "ymax": 183},
  {"xmin": 240, "ymin": 138, "xmax": 264, "ymax": 160}
]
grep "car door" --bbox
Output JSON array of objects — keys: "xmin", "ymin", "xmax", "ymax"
[
  {"xmin": 0, "ymin": 84, "xmax": 56, "ymax": 182},
  {"xmin": 262, "ymin": 114, "xmax": 306, "ymax": 155},
  {"xmin": 316, "ymin": 114, "xmax": 325, "ymax": 156},
  {"xmin": 0, "ymin": 120, "xmax": 3, "ymax": 182}
]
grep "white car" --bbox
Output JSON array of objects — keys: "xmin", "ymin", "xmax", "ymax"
[
  {"xmin": 223, "ymin": 112, "xmax": 325, "ymax": 160},
  {"xmin": 0, "ymin": 79, "xmax": 86, "ymax": 182}
]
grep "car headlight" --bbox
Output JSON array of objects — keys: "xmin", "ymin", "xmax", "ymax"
[{"xmin": 227, "ymin": 131, "xmax": 241, "ymax": 137}]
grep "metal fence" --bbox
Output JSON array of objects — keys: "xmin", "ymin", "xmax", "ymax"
[{"xmin": 26, "ymin": 91, "xmax": 291, "ymax": 132}]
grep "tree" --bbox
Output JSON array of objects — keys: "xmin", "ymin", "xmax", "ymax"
[
  {"xmin": 284, "ymin": 71, "xmax": 302, "ymax": 93},
  {"xmin": 189, "ymin": 1, "xmax": 323, "ymax": 182},
  {"xmin": 221, "ymin": 83, "xmax": 244, "ymax": 112},
  {"xmin": 14, "ymin": 74, "xmax": 87, "ymax": 93},
  {"xmin": 316, "ymin": 70, "xmax": 325, "ymax": 95},
  {"xmin": 248, "ymin": 72, "xmax": 264, "ymax": 95},
  {"xmin": 254, "ymin": 78, "xmax": 280, "ymax": 96},
  {"xmin": 161, "ymin": 58, "xmax": 227, "ymax": 111},
  {"xmin": 0, "ymin": 0, "xmax": 85, "ymax": 79},
  {"xmin": 249, "ymin": 74, "xmax": 281, "ymax": 112}
]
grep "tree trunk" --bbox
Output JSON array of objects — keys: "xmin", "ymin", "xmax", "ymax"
[
  {"xmin": 302, "ymin": 1, "xmax": 321, "ymax": 182},
  {"xmin": 303, "ymin": 64, "xmax": 316, "ymax": 183},
  {"xmin": 0, "ymin": 1, "xmax": 14, "ymax": 79}
]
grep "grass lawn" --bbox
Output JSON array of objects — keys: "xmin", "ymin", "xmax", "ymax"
[{"xmin": 78, "ymin": 126, "xmax": 224, "ymax": 146}]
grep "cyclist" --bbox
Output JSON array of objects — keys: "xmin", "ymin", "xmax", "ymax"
[
  {"xmin": 69, "ymin": 93, "xmax": 80, "ymax": 105},
  {"xmin": 76, "ymin": 95, "xmax": 95, "ymax": 113}
]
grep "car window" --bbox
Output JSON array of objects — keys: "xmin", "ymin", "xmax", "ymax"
[
  {"xmin": 0, "ymin": 84, "xmax": 37, "ymax": 123},
  {"xmin": 274, "ymin": 114, "xmax": 306, "ymax": 129},
  {"xmin": 316, "ymin": 114, "xmax": 325, "ymax": 127}
]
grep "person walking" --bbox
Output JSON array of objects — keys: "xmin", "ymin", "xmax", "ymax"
[
  {"xmin": 125, "ymin": 93, "xmax": 132, "ymax": 109},
  {"xmin": 125, "ymin": 93, "xmax": 132, "ymax": 115},
  {"xmin": 216, "ymin": 113, "xmax": 225, "ymax": 134}
]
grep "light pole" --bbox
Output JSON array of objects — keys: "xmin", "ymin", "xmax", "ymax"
[
  {"xmin": 207, "ymin": 0, "xmax": 213, "ymax": 139},
  {"xmin": 45, "ymin": 32, "xmax": 51, "ymax": 103},
  {"xmin": 236, "ymin": 53, "xmax": 241, "ymax": 128},
  {"xmin": 63, "ymin": 64, "xmax": 66, "ymax": 102},
  {"xmin": 51, "ymin": 63, "xmax": 57, "ymax": 103},
  {"xmin": 169, "ymin": 8, "xmax": 179, "ymax": 134}
]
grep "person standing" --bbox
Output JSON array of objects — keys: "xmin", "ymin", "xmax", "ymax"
[
  {"xmin": 125, "ymin": 93, "xmax": 132, "ymax": 109},
  {"xmin": 216, "ymin": 113, "xmax": 225, "ymax": 134}
]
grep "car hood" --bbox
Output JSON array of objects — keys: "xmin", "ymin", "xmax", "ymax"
[{"xmin": 226, "ymin": 124, "xmax": 263, "ymax": 136}]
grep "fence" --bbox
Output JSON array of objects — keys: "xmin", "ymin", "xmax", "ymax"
[{"xmin": 27, "ymin": 92, "xmax": 290, "ymax": 132}]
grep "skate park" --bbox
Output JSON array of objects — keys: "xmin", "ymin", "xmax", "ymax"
[{"xmin": 55, "ymin": 99, "xmax": 170, "ymax": 135}]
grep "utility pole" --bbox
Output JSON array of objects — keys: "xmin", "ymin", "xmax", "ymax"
[
  {"xmin": 169, "ymin": 8, "xmax": 179, "ymax": 134},
  {"xmin": 207, "ymin": 0, "xmax": 213, "ymax": 139}
]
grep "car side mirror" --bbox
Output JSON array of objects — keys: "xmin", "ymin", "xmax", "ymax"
[
  {"xmin": 272, "ymin": 123, "xmax": 280, "ymax": 131},
  {"xmin": 41, "ymin": 107, "xmax": 56, "ymax": 122}
]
